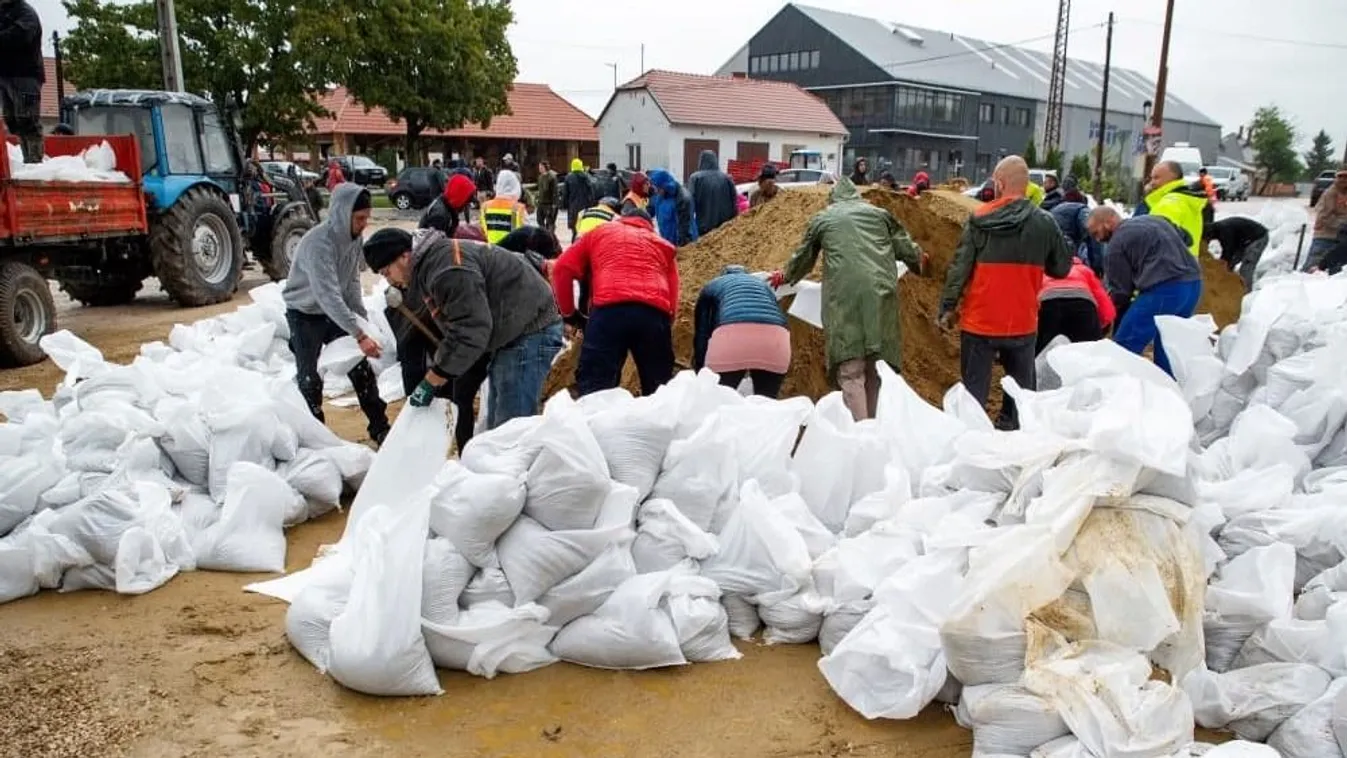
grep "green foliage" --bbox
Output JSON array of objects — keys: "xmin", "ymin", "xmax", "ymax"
[
  {"xmin": 1249, "ymin": 105, "xmax": 1303, "ymax": 189},
  {"xmin": 61, "ymin": 0, "xmax": 330, "ymax": 150},
  {"xmin": 1043, "ymin": 147, "xmax": 1064, "ymax": 175},
  {"xmin": 296, "ymin": 0, "xmax": 518, "ymax": 164},
  {"xmin": 1024, "ymin": 139, "xmax": 1039, "ymax": 168},
  {"xmin": 1304, "ymin": 129, "xmax": 1336, "ymax": 180},
  {"xmin": 1069, "ymin": 153, "xmax": 1092, "ymax": 180}
]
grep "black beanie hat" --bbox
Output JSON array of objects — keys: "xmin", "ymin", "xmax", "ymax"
[
  {"xmin": 351, "ymin": 189, "xmax": 373, "ymax": 213},
  {"xmin": 363, "ymin": 227, "xmax": 412, "ymax": 272}
]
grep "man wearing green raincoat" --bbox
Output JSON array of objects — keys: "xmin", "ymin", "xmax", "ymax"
[{"xmin": 769, "ymin": 178, "xmax": 924, "ymax": 422}]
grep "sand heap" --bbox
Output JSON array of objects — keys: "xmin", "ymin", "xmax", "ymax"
[{"xmin": 542, "ymin": 187, "xmax": 1246, "ymax": 406}]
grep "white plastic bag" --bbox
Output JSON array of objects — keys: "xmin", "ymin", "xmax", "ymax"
[
  {"xmin": 495, "ymin": 516, "xmax": 631, "ymax": 604},
  {"xmin": 715, "ymin": 397, "xmax": 813, "ymax": 496},
  {"xmin": 1183, "ymin": 662, "xmax": 1332, "ymax": 741},
  {"xmin": 459, "ymin": 415, "xmax": 543, "ymax": 477},
  {"xmin": 549, "ymin": 572, "xmax": 688, "ymax": 670},
  {"xmin": 792, "ymin": 393, "xmax": 889, "ymax": 532},
  {"xmin": 664, "ymin": 574, "xmax": 740, "ymax": 663},
  {"xmin": 537, "ymin": 544, "xmax": 637, "ymax": 627},
  {"xmin": 0, "ymin": 452, "xmax": 66, "ymax": 535},
  {"xmin": 702, "ymin": 481, "xmax": 813, "ymax": 600},
  {"xmin": 428, "ymin": 461, "xmax": 527, "ymax": 568},
  {"xmin": 204, "ymin": 394, "xmax": 280, "ymax": 501},
  {"xmin": 113, "ymin": 526, "xmax": 179, "ymax": 595},
  {"xmin": 1205, "ymin": 542, "xmax": 1297, "ymax": 672},
  {"xmin": 422, "ymin": 601, "xmax": 558, "ymax": 678},
  {"xmin": 758, "ymin": 589, "xmax": 829, "ymax": 644},
  {"xmin": 278, "ymin": 449, "xmax": 343, "ymax": 516},
  {"xmin": 285, "ymin": 556, "xmax": 354, "ymax": 672},
  {"xmin": 421, "ymin": 537, "xmax": 474, "ymax": 626},
  {"xmin": 722, "ymin": 593, "xmax": 760, "ymax": 639},
  {"xmin": 1267, "ymin": 676, "xmax": 1347, "ymax": 757},
  {"xmin": 843, "ymin": 465, "xmax": 912, "ymax": 538},
  {"xmin": 523, "ymin": 399, "xmax": 611, "ymax": 532},
  {"xmin": 874, "ymin": 363, "xmax": 965, "ymax": 483},
  {"xmin": 193, "ymin": 463, "xmax": 297, "ymax": 573},
  {"xmin": 459, "ymin": 567, "xmax": 515, "ymax": 608},
  {"xmin": 341, "ymin": 400, "xmax": 450, "ymax": 543},
  {"xmin": 954, "ymin": 684, "xmax": 1070, "ymax": 757},
  {"xmin": 587, "ymin": 399, "xmax": 675, "ymax": 499},
  {"xmin": 630, "ymin": 498, "xmax": 718, "ymax": 574},
  {"xmin": 328, "ymin": 497, "xmax": 442, "ymax": 697},
  {"xmin": 648, "ymin": 416, "xmax": 738, "ymax": 531}
]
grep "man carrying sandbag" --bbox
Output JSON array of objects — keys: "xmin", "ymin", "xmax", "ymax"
[
  {"xmin": 282, "ymin": 183, "xmax": 390, "ymax": 445},
  {"xmin": 362, "ymin": 227, "xmax": 564, "ymax": 429},
  {"xmin": 768, "ymin": 177, "xmax": 925, "ymax": 422}
]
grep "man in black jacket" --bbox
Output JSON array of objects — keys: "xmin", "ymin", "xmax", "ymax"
[
  {"xmin": 688, "ymin": 150, "xmax": 737, "ymax": 235},
  {"xmin": 563, "ymin": 158, "xmax": 595, "ymax": 242},
  {"xmin": 1203, "ymin": 216, "xmax": 1269, "ymax": 291},
  {"xmin": 0, "ymin": 0, "xmax": 43, "ymax": 161},
  {"xmin": 364, "ymin": 227, "xmax": 563, "ymax": 433}
]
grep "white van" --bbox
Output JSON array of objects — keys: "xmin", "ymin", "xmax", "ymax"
[{"xmin": 1158, "ymin": 143, "xmax": 1204, "ymax": 181}]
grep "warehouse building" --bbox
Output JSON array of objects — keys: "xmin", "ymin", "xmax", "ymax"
[{"xmin": 716, "ymin": 4, "xmax": 1221, "ymax": 183}]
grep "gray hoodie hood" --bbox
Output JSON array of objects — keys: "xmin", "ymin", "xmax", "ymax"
[
  {"xmin": 325, "ymin": 183, "xmax": 365, "ymax": 243},
  {"xmin": 281, "ymin": 182, "xmax": 370, "ymax": 336}
]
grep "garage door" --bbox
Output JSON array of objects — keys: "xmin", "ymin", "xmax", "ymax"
[
  {"xmin": 736, "ymin": 141, "xmax": 769, "ymax": 163},
  {"xmin": 683, "ymin": 139, "xmax": 719, "ymax": 182}
]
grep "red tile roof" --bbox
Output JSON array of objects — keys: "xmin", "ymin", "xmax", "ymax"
[
  {"xmin": 310, "ymin": 83, "xmax": 596, "ymax": 141},
  {"xmin": 606, "ymin": 70, "xmax": 847, "ymax": 135},
  {"xmin": 40, "ymin": 58, "xmax": 74, "ymax": 120}
]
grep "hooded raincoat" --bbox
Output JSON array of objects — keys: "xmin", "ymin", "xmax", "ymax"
[
  {"xmin": 648, "ymin": 169, "xmax": 698, "ymax": 246},
  {"xmin": 688, "ymin": 150, "xmax": 738, "ymax": 235},
  {"xmin": 1137, "ymin": 179, "xmax": 1208, "ymax": 256},
  {"xmin": 282, "ymin": 183, "xmax": 369, "ymax": 337},
  {"xmin": 480, "ymin": 170, "xmax": 528, "ymax": 243},
  {"xmin": 564, "ymin": 158, "xmax": 595, "ymax": 222},
  {"xmin": 781, "ymin": 178, "xmax": 923, "ymax": 377}
]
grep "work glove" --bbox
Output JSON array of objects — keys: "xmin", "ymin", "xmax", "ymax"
[{"xmin": 408, "ymin": 379, "xmax": 436, "ymax": 408}]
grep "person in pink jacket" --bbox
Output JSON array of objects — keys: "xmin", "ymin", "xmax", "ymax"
[{"xmin": 1035, "ymin": 257, "xmax": 1115, "ymax": 353}]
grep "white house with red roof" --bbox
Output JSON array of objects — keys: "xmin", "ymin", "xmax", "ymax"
[{"xmin": 595, "ymin": 70, "xmax": 848, "ymax": 183}]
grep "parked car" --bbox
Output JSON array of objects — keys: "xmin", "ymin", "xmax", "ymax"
[
  {"xmin": 387, "ymin": 167, "xmax": 445, "ymax": 210},
  {"xmin": 1311, "ymin": 170, "xmax": 1337, "ymax": 208},
  {"xmin": 330, "ymin": 155, "xmax": 388, "ymax": 187},
  {"xmin": 260, "ymin": 160, "xmax": 320, "ymax": 184},
  {"xmin": 734, "ymin": 169, "xmax": 837, "ymax": 198},
  {"xmin": 1029, "ymin": 169, "xmax": 1057, "ymax": 188},
  {"xmin": 1202, "ymin": 166, "xmax": 1248, "ymax": 202}
]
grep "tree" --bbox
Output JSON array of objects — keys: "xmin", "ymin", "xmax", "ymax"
[
  {"xmin": 297, "ymin": 0, "xmax": 518, "ymax": 164},
  {"xmin": 1024, "ymin": 139, "xmax": 1039, "ymax": 168},
  {"xmin": 1069, "ymin": 154, "xmax": 1092, "ymax": 180},
  {"xmin": 1248, "ymin": 105, "xmax": 1303, "ymax": 191},
  {"xmin": 1304, "ymin": 129, "xmax": 1336, "ymax": 180},
  {"xmin": 61, "ymin": 0, "xmax": 330, "ymax": 151},
  {"xmin": 1043, "ymin": 147, "xmax": 1064, "ymax": 175}
]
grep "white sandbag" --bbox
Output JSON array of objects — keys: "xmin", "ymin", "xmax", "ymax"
[
  {"xmin": 1183, "ymin": 662, "xmax": 1332, "ymax": 741},
  {"xmin": 427, "ymin": 461, "xmax": 527, "ymax": 568},
  {"xmin": 522, "ymin": 399, "xmax": 611, "ymax": 532},
  {"xmin": 0, "ymin": 542, "xmax": 36, "ymax": 604},
  {"xmin": 46, "ymin": 488, "xmax": 141, "ymax": 565},
  {"xmin": 792, "ymin": 393, "xmax": 889, "ymax": 532},
  {"xmin": 537, "ymin": 544, "xmax": 637, "ymax": 627},
  {"xmin": 459, "ymin": 567, "xmax": 515, "ymax": 608},
  {"xmin": 874, "ymin": 363, "xmax": 965, "ymax": 482},
  {"xmin": 317, "ymin": 336, "xmax": 364, "ymax": 378},
  {"xmin": 421, "ymin": 537, "xmax": 474, "ymax": 626},
  {"xmin": 1267, "ymin": 676, "xmax": 1347, "ymax": 758},
  {"xmin": 0, "ymin": 388, "xmax": 50, "ymax": 423},
  {"xmin": 1232, "ymin": 611, "xmax": 1347, "ymax": 674},
  {"xmin": 327, "ymin": 497, "xmax": 442, "ymax": 697},
  {"xmin": 715, "ymin": 396, "xmax": 812, "ymax": 497},
  {"xmin": 317, "ymin": 443, "xmax": 374, "ymax": 491},
  {"xmin": 843, "ymin": 464, "xmax": 912, "ymax": 538},
  {"xmin": 1196, "ymin": 464, "xmax": 1294, "ymax": 521},
  {"xmin": 631, "ymin": 498, "xmax": 718, "ymax": 573},
  {"xmin": 649, "ymin": 416, "xmax": 738, "ymax": 531},
  {"xmin": 1220, "ymin": 507, "xmax": 1347, "ymax": 590},
  {"xmin": 1298, "ymin": 560, "xmax": 1347, "ymax": 621},
  {"xmin": 550, "ymin": 572, "xmax": 687, "ymax": 670},
  {"xmin": 649, "ymin": 369, "xmax": 746, "ymax": 439},
  {"xmin": 722, "ymin": 593, "xmax": 760, "ymax": 639},
  {"xmin": 1334, "ymin": 682, "xmax": 1347, "ymax": 755},
  {"xmin": 113, "ymin": 526, "xmax": 179, "ymax": 595},
  {"xmin": 0, "ymin": 452, "xmax": 66, "ymax": 535},
  {"xmin": 277, "ymin": 449, "xmax": 343, "ymax": 519},
  {"xmin": 665, "ymin": 574, "xmax": 740, "ymax": 662},
  {"xmin": 771, "ymin": 490, "xmax": 836, "ymax": 561},
  {"xmin": 422, "ymin": 601, "xmax": 558, "ymax": 678},
  {"xmin": 204, "ymin": 393, "xmax": 280, "ymax": 501},
  {"xmin": 193, "ymin": 463, "xmax": 296, "ymax": 573},
  {"xmin": 758, "ymin": 589, "xmax": 829, "ymax": 644},
  {"xmin": 942, "ymin": 526, "xmax": 1073, "ymax": 686},
  {"xmin": 459, "ymin": 415, "xmax": 543, "ymax": 477},
  {"xmin": 341, "ymin": 400, "xmax": 449, "ymax": 543},
  {"xmin": 285, "ymin": 556, "xmax": 354, "ymax": 671},
  {"xmin": 818, "ymin": 604, "xmax": 870, "ymax": 656},
  {"xmin": 156, "ymin": 402, "xmax": 211, "ymax": 486},
  {"xmin": 953, "ymin": 684, "xmax": 1070, "ymax": 757},
  {"xmin": 1082, "ymin": 559, "xmax": 1179, "ymax": 654},
  {"xmin": 1023, "ymin": 639, "xmax": 1194, "ymax": 758},
  {"xmin": 1204, "ymin": 542, "xmax": 1297, "ymax": 672},
  {"xmin": 39, "ymin": 330, "xmax": 105, "ymax": 380},
  {"xmin": 702, "ymin": 480, "xmax": 813, "ymax": 599},
  {"xmin": 587, "ymin": 399, "xmax": 676, "ymax": 499},
  {"xmin": 495, "ymin": 516, "xmax": 630, "ymax": 604}
]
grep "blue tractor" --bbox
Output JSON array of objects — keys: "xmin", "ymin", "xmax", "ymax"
[{"xmin": 58, "ymin": 89, "xmax": 316, "ymax": 306}]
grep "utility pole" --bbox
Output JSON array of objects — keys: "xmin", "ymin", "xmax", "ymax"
[
  {"xmin": 640, "ymin": 44, "xmax": 645, "ymax": 74},
  {"xmin": 155, "ymin": 0, "xmax": 185, "ymax": 92},
  {"xmin": 52, "ymin": 32, "xmax": 66, "ymax": 107},
  {"xmin": 1142, "ymin": 0, "xmax": 1176, "ymax": 184},
  {"xmin": 605, "ymin": 62, "xmax": 618, "ymax": 90},
  {"xmin": 1044, "ymin": 0, "xmax": 1071, "ymax": 155},
  {"xmin": 1093, "ymin": 12, "xmax": 1113, "ymax": 202}
]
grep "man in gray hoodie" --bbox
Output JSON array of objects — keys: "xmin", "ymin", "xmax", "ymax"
[{"xmin": 282, "ymin": 183, "xmax": 390, "ymax": 444}]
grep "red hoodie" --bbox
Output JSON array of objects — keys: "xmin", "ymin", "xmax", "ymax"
[
  {"xmin": 551, "ymin": 216, "xmax": 679, "ymax": 317},
  {"xmin": 1038, "ymin": 257, "xmax": 1116, "ymax": 328}
]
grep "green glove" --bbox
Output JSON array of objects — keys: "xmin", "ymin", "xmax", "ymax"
[{"xmin": 408, "ymin": 379, "xmax": 436, "ymax": 408}]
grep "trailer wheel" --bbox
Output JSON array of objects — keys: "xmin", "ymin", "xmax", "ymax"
[
  {"xmin": 0, "ymin": 261, "xmax": 57, "ymax": 368},
  {"xmin": 150, "ymin": 187, "xmax": 245, "ymax": 307},
  {"xmin": 262, "ymin": 210, "xmax": 313, "ymax": 282},
  {"xmin": 58, "ymin": 277, "xmax": 143, "ymax": 307}
]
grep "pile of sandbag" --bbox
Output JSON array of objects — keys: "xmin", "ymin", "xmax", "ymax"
[{"xmin": 0, "ymin": 282, "xmax": 376, "ymax": 605}]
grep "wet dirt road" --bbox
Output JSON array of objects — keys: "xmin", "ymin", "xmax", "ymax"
[{"xmin": 0, "ymin": 270, "xmax": 977, "ymax": 758}]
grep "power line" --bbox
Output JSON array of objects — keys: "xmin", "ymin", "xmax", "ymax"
[{"xmin": 1116, "ymin": 17, "xmax": 1347, "ymax": 50}]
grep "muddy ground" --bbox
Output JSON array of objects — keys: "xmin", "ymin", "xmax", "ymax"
[{"xmin": 0, "ymin": 271, "xmax": 977, "ymax": 758}]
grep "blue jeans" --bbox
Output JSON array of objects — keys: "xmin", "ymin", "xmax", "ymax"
[
  {"xmin": 486, "ymin": 321, "xmax": 564, "ymax": 429},
  {"xmin": 576, "ymin": 302, "xmax": 675, "ymax": 397},
  {"xmin": 1302, "ymin": 238, "xmax": 1338, "ymax": 272},
  {"xmin": 1114, "ymin": 279, "xmax": 1202, "ymax": 377}
]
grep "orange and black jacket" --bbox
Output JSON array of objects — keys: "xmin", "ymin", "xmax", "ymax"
[{"xmin": 940, "ymin": 196, "xmax": 1073, "ymax": 337}]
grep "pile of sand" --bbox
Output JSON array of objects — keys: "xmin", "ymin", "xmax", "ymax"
[{"xmin": 542, "ymin": 187, "xmax": 1246, "ymax": 406}]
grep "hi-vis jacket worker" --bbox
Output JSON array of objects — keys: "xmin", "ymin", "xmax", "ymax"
[
  {"xmin": 480, "ymin": 170, "xmax": 528, "ymax": 244},
  {"xmin": 575, "ymin": 197, "xmax": 621, "ymax": 237}
]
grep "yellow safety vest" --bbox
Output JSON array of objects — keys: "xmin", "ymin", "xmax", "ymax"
[
  {"xmin": 576, "ymin": 205, "xmax": 617, "ymax": 237},
  {"xmin": 480, "ymin": 197, "xmax": 526, "ymax": 244}
]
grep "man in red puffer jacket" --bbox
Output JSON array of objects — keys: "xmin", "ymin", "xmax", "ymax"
[
  {"xmin": 1036, "ymin": 256, "xmax": 1115, "ymax": 353},
  {"xmin": 551, "ymin": 208, "xmax": 679, "ymax": 396}
]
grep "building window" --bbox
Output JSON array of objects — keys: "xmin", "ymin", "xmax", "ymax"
[
  {"xmin": 1001, "ymin": 106, "xmax": 1011, "ymax": 124},
  {"xmin": 979, "ymin": 103, "xmax": 995, "ymax": 123},
  {"xmin": 810, "ymin": 50, "xmax": 820, "ymax": 68},
  {"xmin": 1013, "ymin": 107, "xmax": 1031, "ymax": 127},
  {"xmin": 750, "ymin": 56, "xmax": 760, "ymax": 74},
  {"xmin": 626, "ymin": 143, "xmax": 641, "ymax": 171},
  {"xmin": 976, "ymin": 152, "xmax": 993, "ymax": 177},
  {"xmin": 769, "ymin": 54, "xmax": 779, "ymax": 73},
  {"xmin": 789, "ymin": 52, "xmax": 799, "ymax": 70}
]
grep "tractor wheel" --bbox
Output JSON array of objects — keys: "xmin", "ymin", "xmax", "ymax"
[
  {"xmin": 150, "ymin": 187, "xmax": 245, "ymax": 307},
  {"xmin": 58, "ymin": 276, "xmax": 143, "ymax": 307},
  {"xmin": 263, "ymin": 211, "xmax": 314, "ymax": 282},
  {"xmin": 0, "ymin": 261, "xmax": 57, "ymax": 368}
]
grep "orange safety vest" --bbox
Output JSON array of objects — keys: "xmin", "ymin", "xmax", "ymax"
[{"xmin": 480, "ymin": 197, "xmax": 527, "ymax": 243}]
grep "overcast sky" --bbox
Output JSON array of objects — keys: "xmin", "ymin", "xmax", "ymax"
[{"xmin": 30, "ymin": 0, "xmax": 1347, "ymax": 152}]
